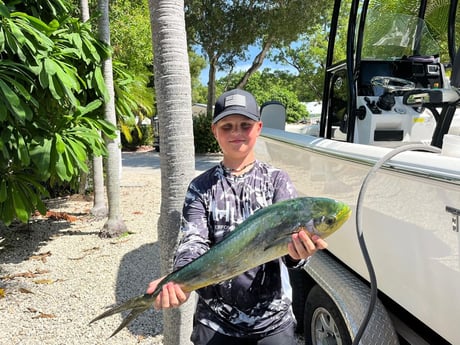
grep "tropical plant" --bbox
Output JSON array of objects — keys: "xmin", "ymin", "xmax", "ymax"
[
  {"xmin": 193, "ymin": 113, "xmax": 219, "ymax": 153},
  {"xmin": 108, "ymin": 0, "xmax": 153, "ymax": 75},
  {"xmin": 113, "ymin": 62, "xmax": 154, "ymax": 143},
  {"xmin": 0, "ymin": 0, "xmax": 116, "ymax": 225}
]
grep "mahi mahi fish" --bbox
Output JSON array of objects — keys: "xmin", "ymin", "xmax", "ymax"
[{"xmin": 91, "ymin": 196, "xmax": 351, "ymax": 337}]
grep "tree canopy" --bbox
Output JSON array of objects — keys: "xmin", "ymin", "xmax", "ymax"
[
  {"xmin": 219, "ymin": 69, "xmax": 309, "ymax": 122},
  {"xmin": 185, "ymin": 0, "xmax": 330, "ymax": 114}
]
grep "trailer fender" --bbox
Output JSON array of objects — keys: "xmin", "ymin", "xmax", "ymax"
[{"xmin": 304, "ymin": 250, "xmax": 399, "ymax": 344}]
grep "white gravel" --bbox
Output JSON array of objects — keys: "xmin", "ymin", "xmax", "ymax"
[{"xmin": 0, "ymin": 151, "xmax": 304, "ymax": 345}]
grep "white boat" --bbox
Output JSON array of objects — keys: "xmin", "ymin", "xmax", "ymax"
[{"xmin": 257, "ymin": 1, "xmax": 460, "ymax": 344}]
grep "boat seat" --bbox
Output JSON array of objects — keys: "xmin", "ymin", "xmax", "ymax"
[{"xmin": 260, "ymin": 101, "xmax": 286, "ymax": 130}]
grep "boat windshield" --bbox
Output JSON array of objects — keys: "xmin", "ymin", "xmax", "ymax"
[{"xmin": 361, "ymin": 12, "xmax": 440, "ymax": 60}]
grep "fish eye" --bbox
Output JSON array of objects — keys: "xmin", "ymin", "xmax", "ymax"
[
  {"xmin": 325, "ymin": 216, "xmax": 336, "ymax": 226},
  {"xmin": 314, "ymin": 216, "xmax": 336, "ymax": 227}
]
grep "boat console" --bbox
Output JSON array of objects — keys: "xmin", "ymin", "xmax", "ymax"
[{"xmin": 353, "ymin": 58, "xmax": 456, "ymax": 146}]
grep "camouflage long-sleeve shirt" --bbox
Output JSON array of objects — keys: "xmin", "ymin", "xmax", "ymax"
[{"xmin": 173, "ymin": 160, "xmax": 298, "ymax": 338}]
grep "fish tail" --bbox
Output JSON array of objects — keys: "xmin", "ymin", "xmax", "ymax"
[
  {"xmin": 109, "ymin": 306, "xmax": 149, "ymax": 338},
  {"xmin": 90, "ymin": 293, "xmax": 154, "ymax": 324},
  {"xmin": 91, "ymin": 278, "xmax": 173, "ymax": 336}
]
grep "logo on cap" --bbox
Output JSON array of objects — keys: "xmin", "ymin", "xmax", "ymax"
[{"xmin": 224, "ymin": 94, "xmax": 247, "ymax": 109}]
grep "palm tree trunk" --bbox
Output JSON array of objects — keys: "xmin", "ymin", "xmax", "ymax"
[
  {"xmin": 79, "ymin": 0, "xmax": 107, "ymax": 217},
  {"xmin": 80, "ymin": 0, "xmax": 89, "ymax": 21},
  {"xmin": 91, "ymin": 154, "xmax": 107, "ymax": 217},
  {"xmin": 149, "ymin": 0, "xmax": 195, "ymax": 344},
  {"xmin": 78, "ymin": 0, "xmax": 90, "ymax": 197},
  {"xmin": 97, "ymin": 0, "xmax": 126, "ymax": 237}
]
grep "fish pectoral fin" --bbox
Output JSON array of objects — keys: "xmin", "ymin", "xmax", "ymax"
[
  {"xmin": 264, "ymin": 224, "xmax": 303, "ymax": 252},
  {"xmin": 264, "ymin": 237, "xmax": 290, "ymax": 251},
  {"xmin": 264, "ymin": 233, "xmax": 292, "ymax": 250}
]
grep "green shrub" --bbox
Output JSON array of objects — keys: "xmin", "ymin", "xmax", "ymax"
[
  {"xmin": 121, "ymin": 124, "xmax": 153, "ymax": 150},
  {"xmin": 193, "ymin": 113, "xmax": 220, "ymax": 153}
]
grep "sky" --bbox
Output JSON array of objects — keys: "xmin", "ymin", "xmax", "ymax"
[{"xmin": 199, "ymin": 45, "xmax": 298, "ymax": 85}]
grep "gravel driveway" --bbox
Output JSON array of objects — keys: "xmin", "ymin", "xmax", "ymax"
[{"xmin": 0, "ymin": 150, "xmax": 304, "ymax": 345}]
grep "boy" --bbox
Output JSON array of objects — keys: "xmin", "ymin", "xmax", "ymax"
[{"xmin": 147, "ymin": 89, "xmax": 327, "ymax": 345}]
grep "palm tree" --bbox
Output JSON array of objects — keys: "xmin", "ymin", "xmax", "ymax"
[
  {"xmin": 80, "ymin": 0, "xmax": 89, "ymax": 20},
  {"xmin": 148, "ymin": 0, "xmax": 196, "ymax": 343},
  {"xmin": 91, "ymin": 154, "xmax": 107, "ymax": 217},
  {"xmin": 97, "ymin": 0, "xmax": 127, "ymax": 237},
  {"xmin": 79, "ymin": 0, "xmax": 107, "ymax": 218}
]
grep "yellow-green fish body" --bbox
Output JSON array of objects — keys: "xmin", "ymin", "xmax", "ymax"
[{"xmin": 91, "ymin": 196, "xmax": 351, "ymax": 337}]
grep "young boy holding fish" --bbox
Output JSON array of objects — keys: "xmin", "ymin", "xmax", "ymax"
[{"xmin": 147, "ymin": 89, "xmax": 328, "ymax": 345}]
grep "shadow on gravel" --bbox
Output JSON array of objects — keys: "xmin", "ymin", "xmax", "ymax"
[
  {"xmin": 115, "ymin": 241, "xmax": 163, "ymax": 337},
  {"xmin": 0, "ymin": 220, "xmax": 70, "ymax": 265},
  {"xmin": 0, "ymin": 197, "xmax": 98, "ymax": 265}
]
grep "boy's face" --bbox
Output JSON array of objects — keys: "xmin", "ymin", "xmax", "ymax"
[{"xmin": 212, "ymin": 115, "xmax": 262, "ymax": 159}]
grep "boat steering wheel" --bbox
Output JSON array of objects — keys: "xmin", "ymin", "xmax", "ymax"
[{"xmin": 371, "ymin": 76, "xmax": 416, "ymax": 92}]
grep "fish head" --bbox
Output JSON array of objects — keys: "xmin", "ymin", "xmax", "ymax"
[{"xmin": 306, "ymin": 198, "xmax": 351, "ymax": 238}]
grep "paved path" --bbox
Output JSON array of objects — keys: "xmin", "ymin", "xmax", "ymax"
[{"xmin": 121, "ymin": 150, "xmax": 222, "ymax": 174}]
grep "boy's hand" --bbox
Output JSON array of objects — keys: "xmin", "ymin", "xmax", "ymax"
[
  {"xmin": 288, "ymin": 231, "xmax": 328, "ymax": 261},
  {"xmin": 147, "ymin": 277, "xmax": 190, "ymax": 309}
]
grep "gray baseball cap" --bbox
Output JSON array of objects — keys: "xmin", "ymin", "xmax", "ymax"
[{"xmin": 212, "ymin": 89, "xmax": 260, "ymax": 124}]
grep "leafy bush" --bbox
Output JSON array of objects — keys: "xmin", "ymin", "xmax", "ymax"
[
  {"xmin": 193, "ymin": 113, "xmax": 220, "ymax": 154},
  {"xmin": 121, "ymin": 123, "xmax": 154, "ymax": 150}
]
